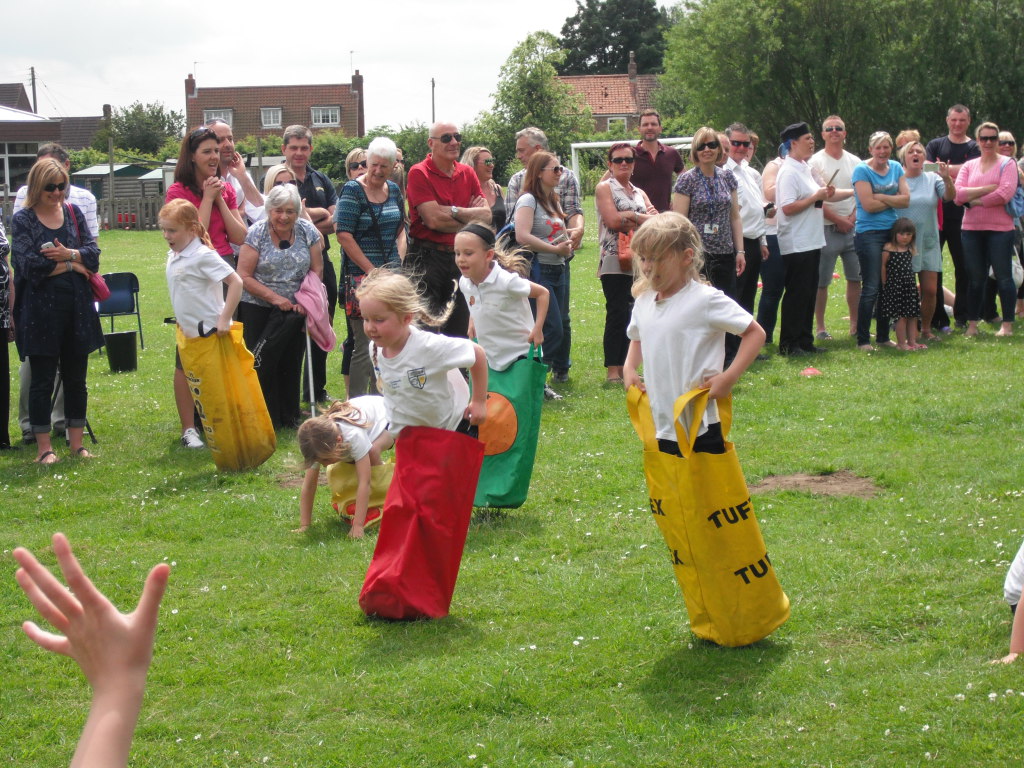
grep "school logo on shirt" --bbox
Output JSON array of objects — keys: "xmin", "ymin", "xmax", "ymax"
[{"xmin": 407, "ymin": 368, "xmax": 427, "ymax": 389}]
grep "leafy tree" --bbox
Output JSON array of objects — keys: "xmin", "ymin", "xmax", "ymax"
[
  {"xmin": 68, "ymin": 148, "xmax": 107, "ymax": 174},
  {"xmin": 475, "ymin": 32, "xmax": 593, "ymax": 181},
  {"xmin": 558, "ymin": 0, "xmax": 669, "ymax": 75},
  {"xmin": 657, "ymin": 0, "xmax": 1024, "ymax": 160},
  {"xmin": 93, "ymin": 101, "xmax": 184, "ymax": 155}
]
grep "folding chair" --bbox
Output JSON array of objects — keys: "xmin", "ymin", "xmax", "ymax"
[{"xmin": 96, "ymin": 272, "xmax": 144, "ymax": 349}]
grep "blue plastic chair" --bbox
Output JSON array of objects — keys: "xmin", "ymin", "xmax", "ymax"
[{"xmin": 96, "ymin": 272, "xmax": 144, "ymax": 349}]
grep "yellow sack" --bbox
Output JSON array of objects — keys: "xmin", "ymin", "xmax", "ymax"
[
  {"xmin": 326, "ymin": 460, "xmax": 394, "ymax": 529},
  {"xmin": 627, "ymin": 386, "xmax": 789, "ymax": 647},
  {"xmin": 177, "ymin": 323, "xmax": 276, "ymax": 471}
]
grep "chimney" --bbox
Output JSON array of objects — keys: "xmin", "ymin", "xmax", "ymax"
[
  {"xmin": 628, "ymin": 51, "xmax": 638, "ymax": 114},
  {"xmin": 351, "ymin": 69, "xmax": 365, "ymax": 138},
  {"xmin": 185, "ymin": 73, "xmax": 196, "ymax": 99},
  {"xmin": 628, "ymin": 51, "xmax": 637, "ymax": 82}
]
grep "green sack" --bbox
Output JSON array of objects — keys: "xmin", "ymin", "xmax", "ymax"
[{"xmin": 474, "ymin": 345, "xmax": 548, "ymax": 508}]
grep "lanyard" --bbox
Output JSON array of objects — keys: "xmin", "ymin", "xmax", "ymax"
[{"xmin": 698, "ymin": 169, "xmax": 720, "ymax": 202}]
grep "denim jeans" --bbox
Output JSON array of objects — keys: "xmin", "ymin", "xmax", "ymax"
[
  {"xmin": 962, "ymin": 229, "xmax": 1016, "ymax": 322},
  {"xmin": 535, "ymin": 261, "xmax": 569, "ymax": 373},
  {"xmin": 855, "ymin": 229, "xmax": 891, "ymax": 345}
]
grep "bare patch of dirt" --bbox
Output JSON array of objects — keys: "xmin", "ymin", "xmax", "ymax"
[
  {"xmin": 749, "ymin": 470, "xmax": 878, "ymax": 498},
  {"xmin": 277, "ymin": 473, "xmax": 329, "ymax": 489}
]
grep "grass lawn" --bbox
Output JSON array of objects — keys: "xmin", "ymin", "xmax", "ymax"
[{"xmin": 3, "ymin": 208, "xmax": 1024, "ymax": 766}]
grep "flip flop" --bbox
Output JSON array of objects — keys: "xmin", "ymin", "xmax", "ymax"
[
  {"xmin": 34, "ymin": 450, "xmax": 59, "ymax": 465},
  {"xmin": 74, "ymin": 447, "xmax": 95, "ymax": 459}
]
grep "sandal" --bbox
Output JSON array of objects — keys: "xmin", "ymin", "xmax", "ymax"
[
  {"xmin": 74, "ymin": 447, "xmax": 95, "ymax": 459},
  {"xmin": 35, "ymin": 450, "xmax": 59, "ymax": 465}
]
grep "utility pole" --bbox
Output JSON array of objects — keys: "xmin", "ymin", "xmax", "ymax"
[
  {"xmin": 30, "ymin": 66, "xmax": 37, "ymax": 113},
  {"xmin": 431, "ymin": 78, "xmax": 435, "ymax": 124},
  {"xmin": 104, "ymin": 104, "xmax": 115, "ymax": 229}
]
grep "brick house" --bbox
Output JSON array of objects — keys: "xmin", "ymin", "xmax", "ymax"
[
  {"xmin": 184, "ymin": 73, "xmax": 365, "ymax": 140},
  {"xmin": 557, "ymin": 52, "xmax": 659, "ymax": 133}
]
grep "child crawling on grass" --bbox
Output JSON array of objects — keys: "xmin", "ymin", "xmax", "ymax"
[{"xmin": 295, "ymin": 396, "xmax": 394, "ymax": 537}]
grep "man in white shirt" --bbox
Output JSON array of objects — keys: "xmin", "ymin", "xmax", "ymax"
[
  {"xmin": 13, "ymin": 143, "xmax": 98, "ymax": 443},
  {"xmin": 724, "ymin": 123, "xmax": 769, "ymax": 316},
  {"xmin": 206, "ymin": 119, "xmax": 264, "ymax": 224},
  {"xmin": 808, "ymin": 115, "xmax": 861, "ymax": 339}
]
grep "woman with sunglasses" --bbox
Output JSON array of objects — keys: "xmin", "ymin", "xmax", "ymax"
[
  {"xmin": 955, "ymin": 121, "xmax": 1020, "ymax": 337},
  {"xmin": 671, "ymin": 126, "xmax": 744, "ymax": 361},
  {"xmin": 166, "ymin": 127, "xmax": 246, "ymax": 266},
  {"xmin": 595, "ymin": 143, "xmax": 657, "ymax": 383},
  {"xmin": 462, "ymin": 146, "xmax": 506, "ymax": 230},
  {"xmin": 11, "ymin": 158, "xmax": 103, "ymax": 464}
]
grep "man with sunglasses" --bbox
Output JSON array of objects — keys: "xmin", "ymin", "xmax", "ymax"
[
  {"xmin": 724, "ymin": 122, "xmax": 770, "ymax": 317},
  {"xmin": 631, "ymin": 110, "xmax": 684, "ymax": 212},
  {"xmin": 279, "ymin": 124, "xmax": 338, "ymax": 403},
  {"xmin": 808, "ymin": 115, "xmax": 861, "ymax": 340},
  {"xmin": 12, "ymin": 143, "xmax": 97, "ymax": 445},
  {"xmin": 926, "ymin": 104, "xmax": 980, "ymax": 330},
  {"xmin": 406, "ymin": 121, "xmax": 491, "ymax": 337}
]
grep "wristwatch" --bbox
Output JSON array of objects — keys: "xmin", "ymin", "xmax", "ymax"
[{"xmin": 450, "ymin": 205, "xmax": 460, "ymax": 222}]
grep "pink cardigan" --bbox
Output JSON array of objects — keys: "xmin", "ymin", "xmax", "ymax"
[{"xmin": 955, "ymin": 157, "xmax": 1018, "ymax": 231}]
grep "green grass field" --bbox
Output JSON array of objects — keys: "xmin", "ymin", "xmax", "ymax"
[{"xmin": 3, "ymin": 211, "xmax": 1024, "ymax": 766}]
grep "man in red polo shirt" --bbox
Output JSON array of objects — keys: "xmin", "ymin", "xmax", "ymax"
[
  {"xmin": 406, "ymin": 121, "xmax": 491, "ymax": 337},
  {"xmin": 631, "ymin": 110, "xmax": 684, "ymax": 212}
]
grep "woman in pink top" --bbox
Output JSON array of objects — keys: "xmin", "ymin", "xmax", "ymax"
[
  {"xmin": 955, "ymin": 121, "xmax": 1019, "ymax": 337},
  {"xmin": 165, "ymin": 127, "xmax": 247, "ymax": 265}
]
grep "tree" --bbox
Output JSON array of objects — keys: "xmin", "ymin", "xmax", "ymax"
[
  {"xmin": 475, "ymin": 32, "xmax": 594, "ymax": 180},
  {"xmin": 94, "ymin": 101, "xmax": 185, "ymax": 155},
  {"xmin": 558, "ymin": 0, "xmax": 669, "ymax": 75},
  {"xmin": 656, "ymin": 0, "xmax": 1024, "ymax": 159}
]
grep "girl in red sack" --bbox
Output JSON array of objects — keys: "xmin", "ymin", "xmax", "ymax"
[
  {"xmin": 357, "ymin": 268, "xmax": 488, "ymax": 435},
  {"xmin": 295, "ymin": 395, "xmax": 395, "ymax": 537},
  {"xmin": 454, "ymin": 223, "xmax": 550, "ymax": 371},
  {"xmin": 623, "ymin": 212, "xmax": 765, "ymax": 454}
]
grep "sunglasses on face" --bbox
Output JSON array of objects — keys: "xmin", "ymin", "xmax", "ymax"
[
  {"xmin": 695, "ymin": 140, "xmax": 720, "ymax": 152},
  {"xmin": 43, "ymin": 182, "xmax": 68, "ymax": 192},
  {"xmin": 348, "ymin": 160, "xmax": 367, "ymax": 171},
  {"xmin": 730, "ymin": 140, "xmax": 751, "ymax": 148},
  {"xmin": 273, "ymin": 179, "xmax": 298, "ymax": 187},
  {"xmin": 430, "ymin": 132, "xmax": 462, "ymax": 144},
  {"xmin": 979, "ymin": 135, "xmax": 999, "ymax": 142},
  {"xmin": 480, "ymin": 158, "xmax": 495, "ymax": 166},
  {"xmin": 823, "ymin": 126, "xmax": 845, "ymax": 132},
  {"xmin": 1000, "ymin": 140, "xmax": 1016, "ymax": 147},
  {"xmin": 610, "ymin": 156, "xmax": 635, "ymax": 164},
  {"xmin": 544, "ymin": 165, "xmax": 564, "ymax": 174}
]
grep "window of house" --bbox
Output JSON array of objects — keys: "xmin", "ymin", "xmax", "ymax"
[
  {"xmin": 203, "ymin": 109, "xmax": 233, "ymax": 126},
  {"xmin": 261, "ymin": 107, "xmax": 282, "ymax": 128},
  {"xmin": 606, "ymin": 117, "xmax": 627, "ymax": 133},
  {"xmin": 311, "ymin": 106, "xmax": 340, "ymax": 127}
]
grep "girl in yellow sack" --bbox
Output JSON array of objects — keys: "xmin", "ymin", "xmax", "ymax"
[
  {"xmin": 296, "ymin": 396, "xmax": 395, "ymax": 537},
  {"xmin": 624, "ymin": 212, "xmax": 789, "ymax": 647}
]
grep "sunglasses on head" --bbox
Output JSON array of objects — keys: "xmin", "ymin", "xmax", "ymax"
[
  {"xmin": 348, "ymin": 160, "xmax": 367, "ymax": 171},
  {"xmin": 730, "ymin": 140, "xmax": 751, "ymax": 148},
  {"xmin": 1000, "ymin": 140, "xmax": 1016, "ymax": 146},
  {"xmin": 43, "ymin": 182, "xmax": 68, "ymax": 192},
  {"xmin": 823, "ymin": 126, "xmax": 845, "ymax": 132},
  {"xmin": 610, "ymin": 156, "xmax": 635, "ymax": 164},
  {"xmin": 979, "ymin": 134, "xmax": 999, "ymax": 142},
  {"xmin": 695, "ymin": 140, "xmax": 720, "ymax": 152},
  {"xmin": 544, "ymin": 165, "xmax": 564, "ymax": 174},
  {"xmin": 430, "ymin": 132, "xmax": 462, "ymax": 144},
  {"xmin": 273, "ymin": 178, "xmax": 298, "ymax": 187}
]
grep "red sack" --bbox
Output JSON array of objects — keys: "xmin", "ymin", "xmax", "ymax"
[{"xmin": 359, "ymin": 426, "xmax": 484, "ymax": 620}]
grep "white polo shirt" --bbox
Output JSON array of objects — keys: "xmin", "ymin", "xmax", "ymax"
[
  {"xmin": 336, "ymin": 395, "xmax": 390, "ymax": 462},
  {"xmin": 776, "ymin": 156, "xmax": 827, "ymax": 255},
  {"xmin": 166, "ymin": 237, "xmax": 235, "ymax": 338},
  {"xmin": 459, "ymin": 263, "xmax": 534, "ymax": 372}
]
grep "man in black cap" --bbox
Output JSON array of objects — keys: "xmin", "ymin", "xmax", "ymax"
[{"xmin": 774, "ymin": 122, "xmax": 846, "ymax": 356}]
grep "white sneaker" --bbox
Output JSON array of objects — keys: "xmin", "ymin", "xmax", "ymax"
[{"xmin": 181, "ymin": 427, "xmax": 205, "ymax": 449}]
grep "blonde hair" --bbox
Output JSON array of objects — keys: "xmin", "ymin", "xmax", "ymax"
[
  {"xmin": 24, "ymin": 158, "xmax": 69, "ymax": 210},
  {"xmin": 356, "ymin": 267, "xmax": 455, "ymax": 328},
  {"xmin": 894, "ymin": 129, "xmax": 921, "ymax": 149},
  {"xmin": 262, "ymin": 163, "xmax": 295, "ymax": 195},
  {"xmin": 868, "ymin": 131, "xmax": 894, "ymax": 151},
  {"xmin": 629, "ymin": 212, "xmax": 705, "ymax": 297},
  {"xmin": 897, "ymin": 140, "xmax": 925, "ymax": 165},
  {"xmin": 158, "ymin": 199, "xmax": 214, "ymax": 249},
  {"xmin": 296, "ymin": 400, "xmax": 373, "ymax": 468},
  {"xmin": 976, "ymin": 121, "xmax": 1000, "ymax": 140},
  {"xmin": 689, "ymin": 126, "xmax": 724, "ymax": 165}
]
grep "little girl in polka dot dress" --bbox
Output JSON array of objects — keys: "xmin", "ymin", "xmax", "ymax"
[{"xmin": 881, "ymin": 217, "xmax": 924, "ymax": 350}]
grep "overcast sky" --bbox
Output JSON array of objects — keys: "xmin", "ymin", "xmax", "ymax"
[{"xmin": 3, "ymin": 0, "xmax": 670, "ymax": 131}]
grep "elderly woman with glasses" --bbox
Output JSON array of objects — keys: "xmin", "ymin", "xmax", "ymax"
[
  {"xmin": 955, "ymin": 121, "xmax": 1020, "ymax": 337},
  {"xmin": 237, "ymin": 183, "xmax": 324, "ymax": 427},
  {"xmin": 462, "ymin": 146, "xmax": 506, "ymax": 230},
  {"xmin": 334, "ymin": 136, "xmax": 407, "ymax": 396},
  {"xmin": 166, "ymin": 127, "xmax": 247, "ymax": 266},
  {"xmin": 12, "ymin": 158, "xmax": 104, "ymax": 463},
  {"xmin": 595, "ymin": 142, "xmax": 657, "ymax": 383}
]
